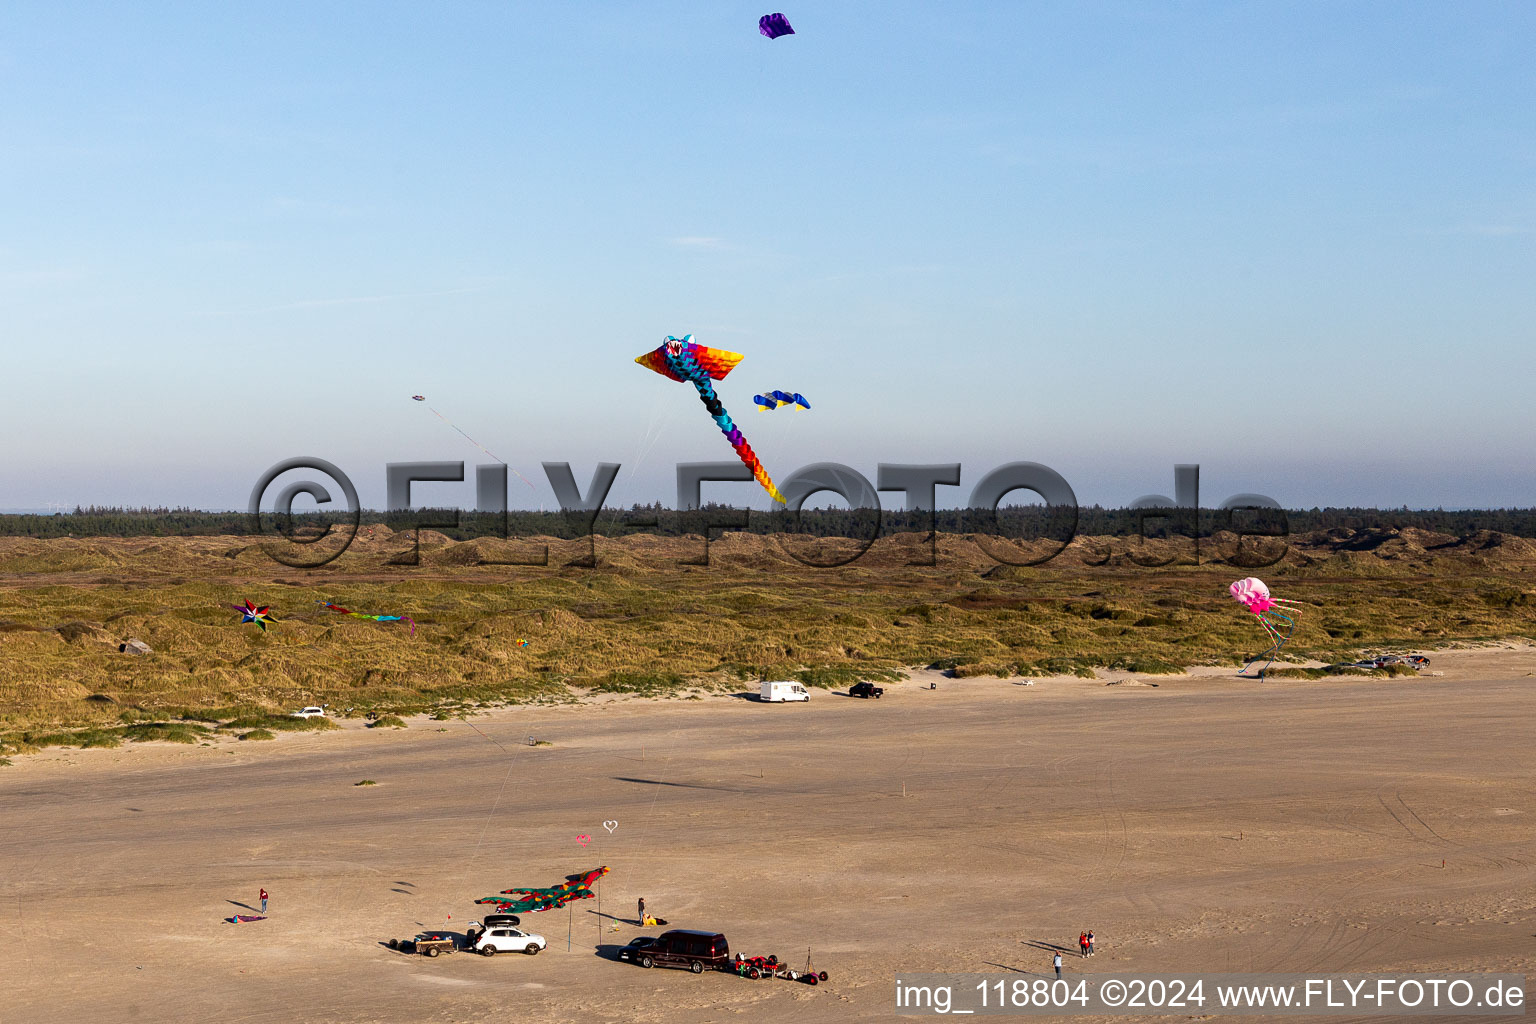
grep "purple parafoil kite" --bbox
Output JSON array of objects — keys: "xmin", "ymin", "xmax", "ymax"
[{"xmin": 759, "ymin": 13, "xmax": 794, "ymax": 39}]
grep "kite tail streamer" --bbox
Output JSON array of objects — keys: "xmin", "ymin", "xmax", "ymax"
[
  {"xmin": 687, "ymin": 372, "xmax": 786, "ymax": 505},
  {"xmin": 1240, "ymin": 605, "xmax": 1298, "ymax": 678},
  {"xmin": 317, "ymin": 601, "xmax": 417, "ymax": 637}
]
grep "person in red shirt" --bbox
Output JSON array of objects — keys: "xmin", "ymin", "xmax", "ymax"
[
  {"xmin": 260, "ymin": 888, "xmax": 268, "ymax": 914},
  {"xmin": 1079, "ymin": 932, "xmax": 1088, "ymax": 957}
]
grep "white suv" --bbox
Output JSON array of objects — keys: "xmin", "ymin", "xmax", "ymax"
[
  {"xmin": 291, "ymin": 706, "xmax": 326, "ymax": 718},
  {"xmin": 474, "ymin": 926, "xmax": 545, "ymax": 956}
]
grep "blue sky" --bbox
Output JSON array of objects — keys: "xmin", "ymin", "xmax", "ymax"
[{"xmin": 2, "ymin": 2, "xmax": 1533, "ymax": 511}]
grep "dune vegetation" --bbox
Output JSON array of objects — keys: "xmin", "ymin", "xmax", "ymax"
[{"xmin": 1, "ymin": 523, "xmax": 1532, "ymax": 751}]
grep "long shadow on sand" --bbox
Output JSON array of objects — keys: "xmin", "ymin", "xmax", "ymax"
[
  {"xmin": 612, "ymin": 776, "xmax": 746, "ymax": 793},
  {"xmin": 226, "ymin": 900, "xmax": 258, "ymax": 912},
  {"xmin": 1021, "ymin": 939, "xmax": 1078, "ymax": 954}
]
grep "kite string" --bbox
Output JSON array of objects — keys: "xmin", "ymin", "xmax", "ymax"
[
  {"xmin": 467, "ymin": 720, "xmax": 510, "ymax": 755},
  {"xmin": 599, "ymin": 392, "xmax": 674, "ymax": 533},
  {"xmin": 612, "ymin": 728, "xmax": 680, "ymax": 924},
  {"xmin": 426, "ymin": 404, "xmax": 537, "ymax": 491},
  {"xmin": 456, "ymin": 721, "xmax": 522, "ymax": 924}
]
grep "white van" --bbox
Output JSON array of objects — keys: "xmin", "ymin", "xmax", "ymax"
[{"xmin": 760, "ymin": 680, "xmax": 810, "ymax": 703}]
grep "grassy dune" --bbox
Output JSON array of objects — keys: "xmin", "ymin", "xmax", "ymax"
[{"xmin": 1, "ymin": 525, "xmax": 1533, "ymax": 747}]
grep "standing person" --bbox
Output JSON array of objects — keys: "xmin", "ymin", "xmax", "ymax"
[
  {"xmin": 637, "ymin": 897, "xmax": 645, "ymax": 925},
  {"xmin": 1053, "ymin": 951, "xmax": 1063, "ymax": 978},
  {"xmin": 1079, "ymin": 932, "xmax": 1088, "ymax": 957},
  {"xmin": 260, "ymin": 888, "xmax": 268, "ymax": 914},
  {"xmin": 1087, "ymin": 931, "xmax": 1095, "ymax": 956}
]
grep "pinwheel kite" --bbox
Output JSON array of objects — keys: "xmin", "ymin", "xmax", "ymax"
[
  {"xmin": 1229, "ymin": 577, "xmax": 1303, "ymax": 678},
  {"xmin": 476, "ymin": 866, "xmax": 608, "ymax": 914},
  {"xmin": 316, "ymin": 601, "xmax": 416, "ymax": 637},
  {"xmin": 754, "ymin": 390, "xmax": 810, "ymax": 411},
  {"xmin": 232, "ymin": 600, "xmax": 276, "ymax": 631},
  {"xmin": 635, "ymin": 336, "xmax": 786, "ymax": 504}
]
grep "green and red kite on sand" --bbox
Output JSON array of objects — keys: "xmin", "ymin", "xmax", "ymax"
[{"xmin": 475, "ymin": 866, "xmax": 608, "ymax": 913}]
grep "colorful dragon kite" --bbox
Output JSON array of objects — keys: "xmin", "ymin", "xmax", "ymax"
[
  {"xmin": 635, "ymin": 335, "xmax": 786, "ymax": 504},
  {"xmin": 316, "ymin": 601, "xmax": 416, "ymax": 637},
  {"xmin": 475, "ymin": 866, "xmax": 608, "ymax": 914}
]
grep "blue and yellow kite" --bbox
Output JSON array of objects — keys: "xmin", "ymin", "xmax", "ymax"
[{"xmin": 753, "ymin": 390, "xmax": 810, "ymax": 411}]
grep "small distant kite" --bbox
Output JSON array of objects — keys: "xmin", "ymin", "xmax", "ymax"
[
  {"xmin": 1229, "ymin": 577, "xmax": 1303, "ymax": 678},
  {"xmin": 316, "ymin": 601, "xmax": 416, "ymax": 637},
  {"xmin": 754, "ymin": 390, "xmax": 810, "ymax": 411},
  {"xmin": 759, "ymin": 12, "xmax": 794, "ymax": 38},
  {"xmin": 635, "ymin": 335, "xmax": 786, "ymax": 504},
  {"xmin": 515, "ymin": 639, "xmax": 529, "ymax": 647},
  {"xmin": 232, "ymin": 600, "xmax": 276, "ymax": 631},
  {"xmin": 411, "ymin": 395, "xmax": 425, "ymax": 401},
  {"xmin": 476, "ymin": 866, "xmax": 608, "ymax": 914}
]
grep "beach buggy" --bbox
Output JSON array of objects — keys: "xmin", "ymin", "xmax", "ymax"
[{"xmin": 732, "ymin": 952, "xmax": 828, "ymax": 985}]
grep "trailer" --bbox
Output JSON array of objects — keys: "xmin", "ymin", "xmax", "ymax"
[{"xmin": 388, "ymin": 932, "xmax": 457, "ymax": 957}]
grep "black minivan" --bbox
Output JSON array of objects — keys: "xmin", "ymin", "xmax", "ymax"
[{"xmin": 628, "ymin": 929, "xmax": 731, "ymax": 973}]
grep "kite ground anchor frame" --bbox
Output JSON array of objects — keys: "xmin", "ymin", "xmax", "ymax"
[{"xmin": 1238, "ymin": 598, "xmax": 1304, "ymax": 679}]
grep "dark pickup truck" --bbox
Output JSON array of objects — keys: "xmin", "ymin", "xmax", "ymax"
[{"xmin": 849, "ymin": 682, "xmax": 884, "ymax": 699}]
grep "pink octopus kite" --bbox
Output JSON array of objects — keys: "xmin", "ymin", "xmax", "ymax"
[{"xmin": 1229, "ymin": 577, "xmax": 1303, "ymax": 678}]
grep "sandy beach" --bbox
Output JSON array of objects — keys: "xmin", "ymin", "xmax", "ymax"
[{"xmin": 3, "ymin": 648, "xmax": 1534, "ymax": 1023}]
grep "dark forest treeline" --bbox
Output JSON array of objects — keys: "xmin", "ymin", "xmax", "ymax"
[{"xmin": 1, "ymin": 505, "xmax": 1534, "ymax": 540}]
